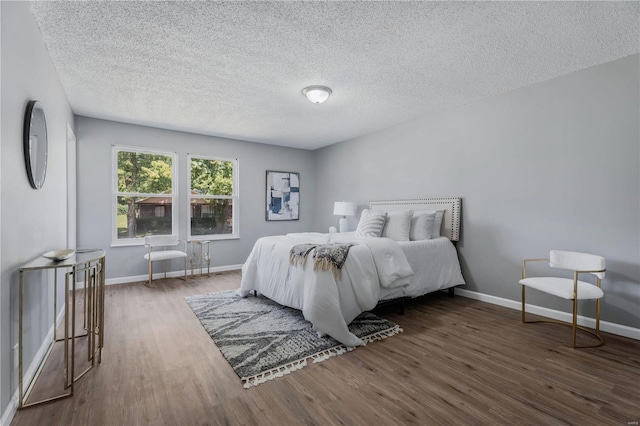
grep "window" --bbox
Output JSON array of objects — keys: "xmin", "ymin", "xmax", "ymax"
[
  {"xmin": 112, "ymin": 146, "xmax": 177, "ymax": 245},
  {"xmin": 188, "ymin": 155, "xmax": 238, "ymax": 240}
]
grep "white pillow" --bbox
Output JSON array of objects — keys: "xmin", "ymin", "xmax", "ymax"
[
  {"xmin": 355, "ymin": 209, "xmax": 387, "ymax": 237},
  {"xmin": 381, "ymin": 210, "xmax": 413, "ymax": 241},
  {"xmin": 427, "ymin": 209, "xmax": 445, "ymax": 239},
  {"xmin": 410, "ymin": 211, "xmax": 436, "ymax": 241}
]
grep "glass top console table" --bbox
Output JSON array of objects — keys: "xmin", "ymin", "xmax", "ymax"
[
  {"xmin": 190, "ymin": 240, "xmax": 211, "ymax": 278},
  {"xmin": 18, "ymin": 248, "xmax": 106, "ymax": 409}
]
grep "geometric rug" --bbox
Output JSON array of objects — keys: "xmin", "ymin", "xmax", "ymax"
[{"xmin": 185, "ymin": 290, "xmax": 402, "ymax": 388}]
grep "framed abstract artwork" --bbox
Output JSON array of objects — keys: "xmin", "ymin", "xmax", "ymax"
[{"xmin": 266, "ymin": 170, "xmax": 299, "ymax": 221}]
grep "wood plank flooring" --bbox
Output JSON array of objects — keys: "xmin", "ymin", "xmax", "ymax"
[{"xmin": 11, "ymin": 270, "xmax": 640, "ymax": 425}]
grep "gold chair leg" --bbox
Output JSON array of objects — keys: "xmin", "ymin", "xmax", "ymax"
[
  {"xmin": 145, "ymin": 260, "xmax": 153, "ymax": 288},
  {"xmin": 596, "ymin": 299, "xmax": 601, "ymax": 336},
  {"xmin": 521, "ymin": 286, "xmax": 603, "ymax": 348},
  {"xmin": 521, "ymin": 285, "xmax": 526, "ymax": 323},
  {"xmin": 572, "ymin": 299, "xmax": 604, "ymax": 348},
  {"xmin": 572, "ymin": 299, "xmax": 578, "ymax": 348}
]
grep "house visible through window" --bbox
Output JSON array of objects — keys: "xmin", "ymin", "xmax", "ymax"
[
  {"xmin": 188, "ymin": 155, "xmax": 238, "ymax": 239},
  {"xmin": 113, "ymin": 146, "xmax": 177, "ymax": 244}
]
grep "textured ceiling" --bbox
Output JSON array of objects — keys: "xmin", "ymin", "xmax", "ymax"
[{"xmin": 30, "ymin": 1, "xmax": 639, "ymax": 150}]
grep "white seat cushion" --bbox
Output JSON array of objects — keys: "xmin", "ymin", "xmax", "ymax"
[
  {"xmin": 519, "ymin": 277, "xmax": 604, "ymax": 300},
  {"xmin": 144, "ymin": 250, "xmax": 188, "ymax": 261}
]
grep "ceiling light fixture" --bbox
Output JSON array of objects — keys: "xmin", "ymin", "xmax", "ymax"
[{"xmin": 302, "ymin": 85, "xmax": 332, "ymax": 104}]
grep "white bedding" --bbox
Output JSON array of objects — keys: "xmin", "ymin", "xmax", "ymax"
[
  {"xmin": 238, "ymin": 232, "xmax": 413, "ymax": 346},
  {"xmin": 380, "ymin": 237, "xmax": 466, "ymax": 300}
]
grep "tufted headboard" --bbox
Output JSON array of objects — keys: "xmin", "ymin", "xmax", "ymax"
[{"xmin": 369, "ymin": 197, "xmax": 462, "ymax": 241}]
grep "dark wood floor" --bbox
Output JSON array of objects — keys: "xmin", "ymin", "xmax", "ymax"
[{"xmin": 12, "ymin": 270, "xmax": 640, "ymax": 425}]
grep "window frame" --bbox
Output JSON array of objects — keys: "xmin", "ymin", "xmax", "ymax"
[
  {"xmin": 111, "ymin": 145, "xmax": 178, "ymax": 247},
  {"xmin": 187, "ymin": 154, "xmax": 239, "ymax": 241}
]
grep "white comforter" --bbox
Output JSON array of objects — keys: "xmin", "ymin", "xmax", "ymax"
[
  {"xmin": 381, "ymin": 237, "xmax": 466, "ymax": 300},
  {"xmin": 238, "ymin": 232, "xmax": 413, "ymax": 346}
]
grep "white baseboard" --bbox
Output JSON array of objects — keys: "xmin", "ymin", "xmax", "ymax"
[
  {"xmin": 454, "ymin": 288, "xmax": 640, "ymax": 341},
  {"xmin": 0, "ymin": 395, "xmax": 15, "ymax": 426},
  {"xmin": 2, "ymin": 305, "xmax": 66, "ymax": 426},
  {"xmin": 98, "ymin": 264, "xmax": 243, "ymax": 287}
]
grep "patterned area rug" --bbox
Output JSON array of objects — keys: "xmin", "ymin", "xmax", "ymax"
[{"xmin": 185, "ymin": 290, "xmax": 402, "ymax": 388}]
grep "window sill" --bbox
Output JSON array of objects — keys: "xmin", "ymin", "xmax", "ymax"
[
  {"xmin": 111, "ymin": 236, "xmax": 240, "ymax": 247},
  {"xmin": 188, "ymin": 235, "xmax": 240, "ymax": 242},
  {"xmin": 111, "ymin": 241, "xmax": 145, "ymax": 248}
]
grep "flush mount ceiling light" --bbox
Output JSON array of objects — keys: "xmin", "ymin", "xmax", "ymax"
[{"xmin": 302, "ymin": 85, "xmax": 332, "ymax": 104}]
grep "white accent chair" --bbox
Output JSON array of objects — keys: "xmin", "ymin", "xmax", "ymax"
[
  {"xmin": 143, "ymin": 235, "xmax": 188, "ymax": 287},
  {"xmin": 519, "ymin": 250, "xmax": 606, "ymax": 348}
]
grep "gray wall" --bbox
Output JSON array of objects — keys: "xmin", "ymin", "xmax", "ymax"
[
  {"xmin": 1, "ymin": 1, "xmax": 74, "ymax": 415},
  {"xmin": 75, "ymin": 117, "xmax": 316, "ymax": 280},
  {"xmin": 314, "ymin": 54, "xmax": 639, "ymax": 329}
]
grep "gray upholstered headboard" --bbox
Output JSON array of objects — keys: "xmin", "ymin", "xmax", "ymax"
[{"xmin": 369, "ymin": 197, "xmax": 462, "ymax": 241}]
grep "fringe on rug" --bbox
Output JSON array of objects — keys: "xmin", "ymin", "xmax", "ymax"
[
  {"xmin": 240, "ymin": 325, "xmax": 403, "ymax": 389},
  {"xmin": 360, "ymin": 324, "xmax": 403, "ymax": 346},
  {"xmin": 241, "ymin": 358, "xmax": 308, "ymax": 389}
]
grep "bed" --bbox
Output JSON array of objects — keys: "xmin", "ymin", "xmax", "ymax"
[
  {"xmin": 370, "ymin": 198, "xmax": 464, "ymax": 300},
  {"xmin": 238, "ymin": 198, "xmax": 465, "ymax": 346}
]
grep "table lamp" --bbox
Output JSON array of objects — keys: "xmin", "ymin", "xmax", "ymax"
[{"xmin": 333, "ymin": 201, "xmax": 356, "ymax": 233}]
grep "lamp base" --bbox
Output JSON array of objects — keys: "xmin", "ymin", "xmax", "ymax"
[{"xmin": 339, "ymin": 217, "xmax": 349, "ymax": 233}]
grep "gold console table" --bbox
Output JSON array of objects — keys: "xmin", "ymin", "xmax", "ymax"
[
  {"xmin": 18, "ymin": 248, "xmax": 106, "ymax": 409},
  {"xmin": 190, "ymin": 240, "xmax": 211, "ymax": 277}
]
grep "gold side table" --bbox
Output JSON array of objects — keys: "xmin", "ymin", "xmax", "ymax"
[
  {"xmin": 190, "ymin": 240, "xmax": 211, "ymax": 277},
  {"xmin": 18, "ymin": 248, "xmax": 106, "ymax": 409}
]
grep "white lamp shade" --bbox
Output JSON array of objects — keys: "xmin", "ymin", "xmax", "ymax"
[{"xmin": 333, "ymin": 201, "xmax": 356, "ymax": 217}]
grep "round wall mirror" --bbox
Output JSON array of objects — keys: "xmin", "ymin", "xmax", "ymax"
[{"xmin": 23, "ymin": 100, "xmax": 48, "ymax": 189}]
